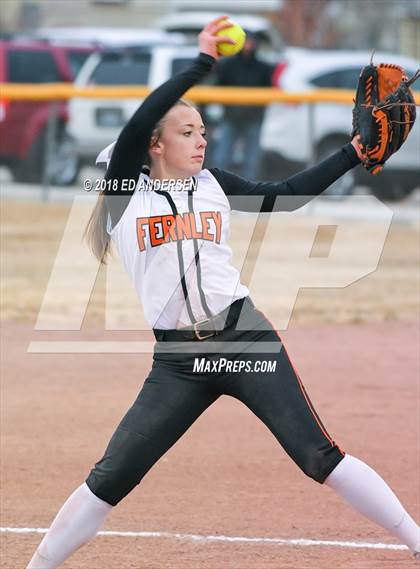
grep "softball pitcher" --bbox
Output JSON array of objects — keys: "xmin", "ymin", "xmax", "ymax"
[{"xmin": 27, "ymin": 17, "xmax": 419, "ymax": 567}]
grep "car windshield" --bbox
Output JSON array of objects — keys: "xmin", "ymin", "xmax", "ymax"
[
  {"xmin": 311, "ymin": 65, "xmax": 420, "ymax": 92},
  {"xmin": 89, "ymin": 52, "xmax": 151, "ymax": 85},
  {"xmin": 7, "ymin": 49, "xmax": 60, "ymax": 82},
  {"xmin": 171, "ymin": 57, "xmax": 215, "ymax": 85},
  {"xmin": 407, "ymin": 71, "xmax": 420, "ymax": 92},
  {"xmin": 311, "ymin": 68, "xmax": 362, "ymax": 89},
  {"xmin": 67, "ymin": 50, "xmax": 93, "ymax": 80}
]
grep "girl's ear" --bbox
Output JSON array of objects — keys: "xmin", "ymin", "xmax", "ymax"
[{"xmin": 149, "ymin": 135, "xmax": 162, "ymax": 157}]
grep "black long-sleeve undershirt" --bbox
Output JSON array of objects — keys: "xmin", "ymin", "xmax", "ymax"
[
  {"xmin": 210, "ymin": 143, "xmax": 360, "ymax": 212},
  {"xmin": 104, "ymin": 52, "xmax": 360, "ymax": 229},
  {"xmin": 104, "ymin": 52, "xmax": 215, "ymax": 227}
]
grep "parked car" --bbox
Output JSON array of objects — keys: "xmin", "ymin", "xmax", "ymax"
[
  {"xmin": 0, "ymin": 38, "xmax": 96, "ymax": 185},
  {"xmin": 260, "ymin": 48, "xmax": 420, "ymax": 200},
  {"xmin": 68, "ymin": 44, "xmax": 215, "ymax": 166},
  {"xmin": 27, "ymin": 26, "xmax": 187, "ymax": 49}
]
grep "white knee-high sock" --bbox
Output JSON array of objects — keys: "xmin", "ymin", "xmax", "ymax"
[
  {"xmin": 325, "ymin": 454, "xmax": 420, "ymax": 553},
  {"xmin": 27, "ymin": 482, "xmax": 113, "ymax": 569}
]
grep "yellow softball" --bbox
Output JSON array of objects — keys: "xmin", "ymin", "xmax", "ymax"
[{"xmin": 216, "ymin": 19, "xmax": 246, "ymax": 57}]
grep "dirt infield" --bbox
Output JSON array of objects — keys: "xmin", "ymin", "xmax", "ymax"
[
  {"xmin": 1, "ymin": 197, "xmax": 419, "ymax": 567},
  {"xmin": 1, "ymin": 318, "xmax": 419, "ymax": 568},
  {"xmin": 2, "ymin": 199, "xmax": 420, "ymax": 324}
]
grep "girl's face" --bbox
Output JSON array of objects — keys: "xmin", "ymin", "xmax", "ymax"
[{"xmin": 150, "ymin": 105, "xmax": 207, "ymax": 178}]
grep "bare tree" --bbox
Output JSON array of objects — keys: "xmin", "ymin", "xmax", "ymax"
[{"xmin": 273, "ymin": 0, "xmax": 341, "ymax": 49}]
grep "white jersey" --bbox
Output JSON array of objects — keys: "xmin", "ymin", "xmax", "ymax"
[
  {"xmin": 107, "ymin": 169, "xmax": 249, "ymax": 330},
  {"xmin": 98, "ymin": 50, "xmax": 360, "ymax": 331}
]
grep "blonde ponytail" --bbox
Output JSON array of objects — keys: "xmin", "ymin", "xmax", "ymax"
[{"xmin": 83, "ymin": 192, "xmax": 111, "ymax": 264}]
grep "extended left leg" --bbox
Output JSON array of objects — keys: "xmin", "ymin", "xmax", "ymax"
[
  {"xmin": 325, "ymin": 454, "xmax": 419, "ymax": 555},
  {"xmin": 222, "ymin": 326, "xmax": 419, "ymax": 555}
]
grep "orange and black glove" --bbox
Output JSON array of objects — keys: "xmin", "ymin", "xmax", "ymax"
[{"xmin": 352, "ymin": 63, "xmax": 419, "ymax": 174}]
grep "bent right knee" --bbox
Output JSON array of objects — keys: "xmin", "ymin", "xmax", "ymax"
[{"xmin": 86, "ymin": 427, "xmax": 164, "ymax": 506}]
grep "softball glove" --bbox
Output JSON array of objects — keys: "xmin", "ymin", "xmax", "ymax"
[{"xmin": 352, "ymin": 62, "xmax": 419, "ymax": 174}]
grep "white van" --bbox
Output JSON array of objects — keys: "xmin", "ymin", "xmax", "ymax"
[
  {"xmin": 260, "ymin": 48, "xmax": 420, "ymax": 200},
  {"xmin": 68, "ymin": 45, "xmax": 205, "ymax": 166}
]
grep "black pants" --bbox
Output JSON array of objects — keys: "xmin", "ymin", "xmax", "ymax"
[{"xmin": 86, "ymin": 299, "xmax": 344, "ymax": 506}]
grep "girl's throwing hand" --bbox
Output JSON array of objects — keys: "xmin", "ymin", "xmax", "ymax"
[{"xmin": 198, "ymin": 16, "xmax": 236, "ymax": 60}]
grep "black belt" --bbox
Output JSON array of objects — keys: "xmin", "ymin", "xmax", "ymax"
[{"xmin": 153, "ymin": 297, "xmax": 254, "ymax": 342}]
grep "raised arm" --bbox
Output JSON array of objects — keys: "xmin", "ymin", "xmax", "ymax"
[
  {"xmin": 210, "ymin": 141, "xmax": 363, "ymax": 212},
  {"xmin": 104, "ymin": 16, "xmax": 235, "ymax": 228}
]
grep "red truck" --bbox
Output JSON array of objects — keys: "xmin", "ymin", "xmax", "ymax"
[{"xmin": 0, "ymin": 38, "xmax": 95, "ymax": 185}]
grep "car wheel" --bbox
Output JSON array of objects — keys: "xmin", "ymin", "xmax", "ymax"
[
  {"xmin": 47, "ymin": 134, "xmax": 79, "ymax": 186},
  {"xmin": 316, "ymin": 137, "xmax": 356, "ymax": 197},
  {"xmin": 12, "ymin": 131, "xmax": 45, "ymax": 184},
  {"xmin": 368, "ymin": 175, "xmax": 414, "ymax": 202},
  {"xmin": 351, "ymin": 151, "xmax": 415, "ymax": 202},
  {"xmin": 12, "ymin": 128, "xmax": 79, "ymax": 186},
  {"xmin": 259, "ymin": 150, "xmax": 302, "ymax": 181}
]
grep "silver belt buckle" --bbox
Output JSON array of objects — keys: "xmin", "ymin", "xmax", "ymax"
[{"xmin": 193, "ymin": 318, "xmax": 215, "ymax": 340}]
